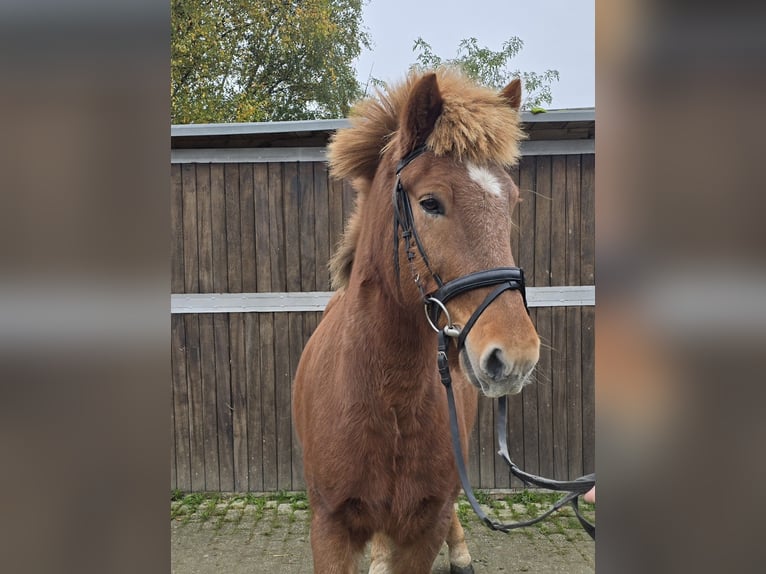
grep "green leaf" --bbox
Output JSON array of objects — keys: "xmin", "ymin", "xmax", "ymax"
[{"xmin": 407, "ymin": 36, "xmax": 558, "ymax": 111}]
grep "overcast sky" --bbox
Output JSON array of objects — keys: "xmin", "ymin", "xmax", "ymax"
[{"xmin": 354, "ymin": 0, "xmax": 594, "ymax": 110}]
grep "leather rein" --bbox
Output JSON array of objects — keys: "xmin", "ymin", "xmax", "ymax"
[{"xmin": 392, "ymin": 146, "xmax": 596, "ymax": 539}]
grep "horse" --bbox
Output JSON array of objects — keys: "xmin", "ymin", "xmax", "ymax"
[{"xmin": 292, "ymin": 68, "xmax": 540, "ymax": 574}]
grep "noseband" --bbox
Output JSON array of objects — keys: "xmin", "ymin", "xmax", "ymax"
[{"xmin": 393, "ymin": 146, "xmax": 596, "ymax": 539}]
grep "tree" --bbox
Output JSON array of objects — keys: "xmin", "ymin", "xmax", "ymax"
[
  {"xmin": 409, "ymin": 37, "xmax": 559, "ymax": 111},
  {"xmin": 171, "ymin": 0, "xmax": 370, "ymax": 124}
]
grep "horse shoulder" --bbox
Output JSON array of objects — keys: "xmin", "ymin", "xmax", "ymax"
[{"xmin": 293, "ymin": 289, "xmax": 349, "ymax": 454}]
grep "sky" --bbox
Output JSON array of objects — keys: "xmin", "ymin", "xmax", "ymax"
[{"xmin": 353, "ymin": 0, "xmax": 595, "ymax": 110}]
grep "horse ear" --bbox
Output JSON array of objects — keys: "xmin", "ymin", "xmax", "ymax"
[
  {"xmin": 500, "ymin": 78, "xmax": 522, "ymax": 111},
  {"xmin": 401, "ymin": 72, "xmax": 443, "ymax": 154}
]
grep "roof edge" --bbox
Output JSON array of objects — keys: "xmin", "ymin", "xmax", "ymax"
[{"xmin": 171, "ymin": 108, "xmax": 594, "ymax": 138}]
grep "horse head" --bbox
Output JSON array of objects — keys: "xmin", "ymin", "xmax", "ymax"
[{"xmin": 328, "ymin": 69, "xmax": 540, "ymax": 397}]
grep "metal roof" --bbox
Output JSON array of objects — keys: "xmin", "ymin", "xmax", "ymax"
[
  {"xmin": 170, "ymin": 108, "xmax": 594, "ymax": 138},
  {"xmin": 170, "ymin": 108, "xmax": 594, "ymax": 152}
]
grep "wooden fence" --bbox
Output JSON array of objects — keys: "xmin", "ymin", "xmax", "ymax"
[{"xmin": 171, "ymin": 113, "xmax": 595, "ymax": 493}]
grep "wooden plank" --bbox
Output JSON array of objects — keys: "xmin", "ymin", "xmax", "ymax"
[
  {"xmin": 239, "ymin": 164, "xmax": 258, "ymax": 491},
  {"xmin": 171, "ymin": 315, "xmax": 191, "ymax": 490},
  {"xmin": 240, "ymin": 163, "xmax": 256, "ymax": 293},
  {"xmin": 534, "ymin": 306, "xmax": 553, "ymax": 479},
  {"xmin": 566, "ymin": 307, "xmax": 584, "ymax": 479},
  {"xmin": 245, "ymin": 313, "xmax": 263, "ymax": 491},
  {"xmin": 182, "ymin": 164, "xmax": 199, "ymax": 293},
  {"xmin": 520, "ymin": 377, "xmax": 539, "ymax": 475},
  {"xmin": 580, "ymin": 154, "xmax": 595, "ymax": 285},
  {"xmin": 550, "ymin": 306, "xmax": 567, "ymax": 481},
  {"xmin": 210, "ymin": 164, "xmax": 229, "ymax": 290},
  {"xmin": 314, "ymin": 163, "xmax": 331, "ymax": 290},
  {"xmin": 224, "ymin": 164, "xmax": 248, "ymax": 491},
  {"xmin": 195, "ymin": 165, "xmax": 218, "ymax": 489},
  {"xmin": 284, "ymin": 163, "xmax": 304, "ymax": 490},
  {"xmin": 213, "ymin": 313, "xmax": 234, "ymax": 491},
  {"xmin": 533, "ymin": 157, "xmax": 553, "ymax": 479},
  {"xmin": 534, "ymin": 155, "xmax": 552, "ymax": 287},
  {"xmin": 565, "ymin": 155, "xmax": 583, "ymax": 479},
  {"xmin": 182, "ymin": 165, "xmax": 205, "ymax": 491},
  {"xmin": 284, "ymin": 163, "xmax": 302, "ymax": 292},
  {"xmin": 229, "ymin": 312, "xmax": 248, "ymax": 491},
  {"xmin": 171, "ymin": 377, "xmax": 176, "ymax": 489},
  {"xmin": 289, "ymin": 312, "xmax": 305, "ymax": 490},
  {"xmin": 211, "ymin": 164, "xmax": 234, "ymax": 491},
  {"xmin": 518, "ymin": 158, "xmax": 539, "ymax": 476},
  {"xmin": 517, "ymin": 157, "xmax": 536, "ymax": 287},
  {"xmin": 170, "ymin": 164, "xmax": 184, "ymax": 294},
  {"xmin": 565, "ymin": 156, "xmax": 582, "ymax": 287},
  {"xmin": 477, "ymin": 394, "xmax": 494, "ymax": 488},
  {"xmin": 185, "ymin": 314, "xmax": 205, "ymax": 491},
  {"xmin": 508, "ymin": 164, "xmax": 521, "ymax": 261},
  {"xmin": 274, "ymin": 313, "xmax": 292, "ymax": 490},
  {"xmin": 198, "ymin": 313, "xmax": 219, "ymax": 490},
  {"xmin": 550, "ymin": 156, "xmax": 568, "ymax": 481},
  {"xmin": 507, "ymin": 392, "xmax": 526, "ymax": 489},
  {"xmin": 267, "ymin": 162, "xmax": 292, "ymax": 490},
  {"xmin": 255, "ymin": 164, "xmax": 276, "ymax": 490},
  {"xmin": 550, "ymin": 157, "xmax": 567, "ymax": 287},
  {"xmin": 254, "ymin": 163, "xmax": 272, "ymax": 292},
  {"xmin": 581, "ymin": 306, "xmax": 595, "ymax": 474},
  {"xmin": 299, "ymin": 162, "xmax": 317, "ymax": 293},
  {"xmin": 467, "ymin": 412, "xmax": 481, "ymax": 488},
  {"xmin": 492, "ymin": 398, "xmax": 510, "ymax": 489},
  {"xmin": 505, "ymin": 162, "xmax": 524, "ymax": 488},
  {"xmin": 294, "ymin": 162, "xmax": 317, "ymax": 338},
  {"xmin": 171, "ymin": 164, "xmax": 186, "ymax": 486},
  {"xmin": 225, "ymin": 164, "xmax": 243, "ymax": 293},
  {"xmin": 197, "ymin": 164, "xmax": 214, "ymax": 294},
  {"xmin": 580, "ymin": 154, "xmax": 595, "ymax": 475},
  {"xmin": 259, "ymin": 313, "xmax": 278, "ymax": 490},
  {"xmin": 268, "ymin": 163, "xmax": 287, "ymax": 291}
]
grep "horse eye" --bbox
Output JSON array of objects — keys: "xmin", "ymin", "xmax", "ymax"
[{"xmin": 419, "ymin": 196, "xmax": 444, "ymax": 215}]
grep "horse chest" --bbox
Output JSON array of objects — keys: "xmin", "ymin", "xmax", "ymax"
[{"xmin": 359, "ymin": 412, "xmax": 454, "ymax": 498}]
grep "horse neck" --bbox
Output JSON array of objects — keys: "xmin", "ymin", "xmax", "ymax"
[
  {"xmin": 348, "ymin": 277, "xmax": 433, "ymax": 358},
  {"xmin": 344, "ymin": 186, "xmax": 437, "ymax": 399},
  {"xmin": 343, "ymin": 281, "xmax": 438, "ymax": 413}
]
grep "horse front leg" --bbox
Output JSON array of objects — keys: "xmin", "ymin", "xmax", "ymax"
[
  {"xmin": 446, "ymin": 507, "xmax": 474, "ymax": 574},
  {"xmin": 309, "ymin": 509, "xmax": 365, "ymax": 574},
  {"xmin": 377, "ymin": 504, "xmax": 453, "ymax": 574}
]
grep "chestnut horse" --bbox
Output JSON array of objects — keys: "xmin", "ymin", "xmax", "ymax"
[{"xmin": 293, "ymin": 69, "xmax": 540, "ymax": 573}]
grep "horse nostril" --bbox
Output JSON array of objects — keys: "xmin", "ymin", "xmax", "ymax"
[{"xmin": 482, "ymin": 347, "xmax": 507, "ymax": 380}]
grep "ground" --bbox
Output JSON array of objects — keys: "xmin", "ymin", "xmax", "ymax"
[{"xmin": 170, "ymin": 492, "xmax": 595, "ymax": 573}]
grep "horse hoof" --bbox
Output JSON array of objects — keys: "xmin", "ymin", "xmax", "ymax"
[{"xmin": 450, "ymin": 564, "xmax": 474, "ymax": 574}]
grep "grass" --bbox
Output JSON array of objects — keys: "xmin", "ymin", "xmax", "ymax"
[
  {"xmin": 171, "ymin": 489, "xmax": 593, "ymax": 537},
  {"xmin": 453, "ymin": 490, "xmax": 595, "ymax": 536},
  {"xmin": 171, "ymin": 490, "xmax": 310, "ymax": 525}
]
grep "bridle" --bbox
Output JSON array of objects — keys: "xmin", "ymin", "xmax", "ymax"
[{"xmin": 392, "ymin": 145, "xmax": 596, "ymax": 539}]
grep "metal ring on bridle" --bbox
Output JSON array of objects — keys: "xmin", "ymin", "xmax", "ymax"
[{"xmin": 424, "ymin": 297, "xmax": 461, "ymax": 338}]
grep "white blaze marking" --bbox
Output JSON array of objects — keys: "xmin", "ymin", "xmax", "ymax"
[{"xmin": 467, "ymin": 162, "xmax": 503, "ymax": 197}]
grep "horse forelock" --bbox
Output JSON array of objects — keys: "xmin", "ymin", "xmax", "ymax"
[
  {"xmin": 422, "ymin": 69, "xmax": 526, "ymax": 167},
  {"xmin": 328, "ymin": 68, "xmax": 524, "ymax": 180},
  {"xmin": 326, "ymin": 67, "xmax": 526, "ymax": 290}
]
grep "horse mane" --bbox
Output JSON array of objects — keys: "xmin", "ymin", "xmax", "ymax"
[{"xmin": 327, "ymin": 67, "xmax": 526, "ymax": 289}]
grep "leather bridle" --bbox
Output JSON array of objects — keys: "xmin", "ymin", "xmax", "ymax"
[{"xmin": 392, "ymin": 146, "xmax": 596, "ymax": 539}]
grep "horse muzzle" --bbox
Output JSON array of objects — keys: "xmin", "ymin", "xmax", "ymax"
[{"xmin": 459, "ymin": 344, "xmax": 538, "ymax": 398}]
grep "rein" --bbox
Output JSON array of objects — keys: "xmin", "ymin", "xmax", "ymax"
[{"xmin": 393, "ymin": 146, "xmax": 596, "ymax": 539}]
